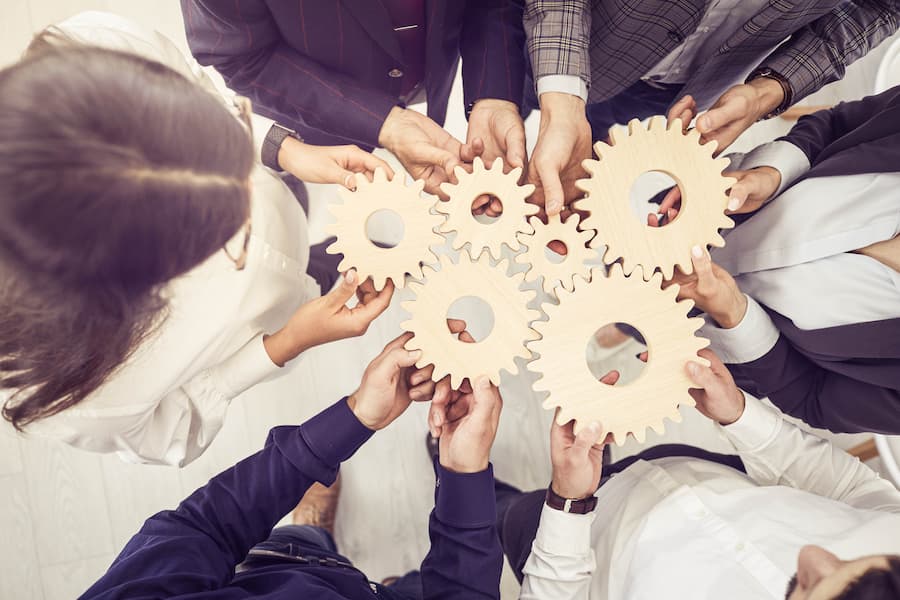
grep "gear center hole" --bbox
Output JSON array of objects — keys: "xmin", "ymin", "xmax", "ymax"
[
  {"xmin": 585, "ymin": 322, "xmax": 648, "ymax": 386},
  {"xmin": 446, "ymin": 296, "xmax": 495, "ymax": 343},
  {"xmin": 365, "ymin": 209, "xmax": 405, "ymax": 248},
  {"xmin": 471, "ymin": 194, "xmax": 504, "ymax": 224},
  {"xmin": 629, "ymin": 171, "xmax": 683, "ymax": 228},
  {"xmin": 544, "ymin": 241, "xmax": 568, "ymax": 264}
]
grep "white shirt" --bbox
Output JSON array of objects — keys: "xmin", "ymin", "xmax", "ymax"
[
  {"xmin": 520, "ymin": 397, "xmax": 900, "ymax": 599},
  {"xmin": 24, "ymin": 13, "xmax": 319, "ymax": 466}
]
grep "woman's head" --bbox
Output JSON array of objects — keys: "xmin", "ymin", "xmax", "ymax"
[{"xmin": 0, "ymin": 42, "xmax": 254, "ymax": 428}]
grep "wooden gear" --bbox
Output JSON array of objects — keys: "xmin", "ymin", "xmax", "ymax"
[
  {"xmin": 437, "ymin": 157, "xmax": 539, "ymax": 260},
  {"xmin": 527, "ymin": 263, "xmax": 709, "ymax": 445},
  {"xmin": 515, "ymin": 213, "xmax": 597, "ymax": 296},
  {"xmin": 325, "ymin": 168, "xmax": 445, "ymax": 290},
  {"xmin": 401, "ymin": 253, "xmax": 540, "ymax": 389},
  {"xmin": 574, "ymin": 116, "xmax": 736, "ymax": 280}
]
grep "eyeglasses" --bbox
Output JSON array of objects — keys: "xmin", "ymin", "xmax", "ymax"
[{"xmin": 223, "ymin": 96, "xmax": 254, "ymax": 271}]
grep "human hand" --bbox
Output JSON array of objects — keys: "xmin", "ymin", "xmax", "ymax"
[
  {"xmin": 438, "ymin": 376, "xmax": 503, "ymax": 473},
  {"xmin": 425, "ymin": 319, "xmax": 476, "ymax": 438},
  {"xmin": 263, "ymin": 270, "xmax": 394, "ymax": 366},
  {"xmin": 277, "ymin": 137, "xmax": 395, "ymax": 190},
  {"xmin": 667, "ymin": 94, "xmax": 698, "ymax": 132},
  {"xmin": 527, "ymin": 93, "xmax": 593, "ymax": 217},
  {"xmin": 347, "ymin": 332, "xmax": 441, "ymax": 430},
  {"xmin": 665, "ymin": 246, "xmax": 747, "ymax": 329},
  {"xmin": 550, "ymin": 410, "xmax": 609, "ymax": 500},
  {"xmin": 694, "ymin": 78, "xmax": 785, "ymax": 154},
  {"xmin": 685, "ymin": 349, "xmax": 745, "ymax": 425},
  {"xmin": 378, "ymin": 106, "xmax": 463, "ymax": 197},
  {"xmin": 463, "ymin": 99, "xmax": 526, "ymax": 217}
]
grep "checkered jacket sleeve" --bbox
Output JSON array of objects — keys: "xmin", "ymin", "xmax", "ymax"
[
  {"xmin": 761, "ymin": 0, "xmax": 900, "ymax": 102},
  {"xmin": 524, "ymin": 0, "xmax": 592, "ymax": 86}
]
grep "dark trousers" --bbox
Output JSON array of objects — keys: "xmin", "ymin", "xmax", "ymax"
[
  {"xmin": 239, "ymin": 525, "xmax": 424, "ymax": 599},
  {"xmin": 586, "ymin": 81, "xmax": 683, "ymax": 141},
  {"xmin": 496, "ymin": 444, "xmax": 746, "ymax": 582}
]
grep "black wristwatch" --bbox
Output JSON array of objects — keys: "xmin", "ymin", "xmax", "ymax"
[
  {"xmin": 746, "ymin": 67, "xmax": 793, "ymax": 120},
  {"xmin": 261, "ymin": 123, "xmax": 303, "ymax": 172},
  {"xmin": 545, "ymin": 485, "xmax": 598, "ymax": 514}
]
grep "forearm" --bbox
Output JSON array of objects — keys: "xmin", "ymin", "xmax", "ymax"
[
  {"xmin": 82, "ymin": 399, "xmax": 374, "ymax": 597},
  {"xmin": 722, "ymin": 394, "xmax": 900, "ymax": 512},
  {"xmin": 520, "ymin": 506, "xmax": 595, "ymax": 600},
  {"xmin": 524, "ymin": 0, "xmax": 591, "ymax": 86},
  {"xmin": 460, "ymin": 0, "xmax": 527, "ymax": 109},
  {"xmin": 421, "ymin": 463, "xmax": 503, "ymax": 599}
]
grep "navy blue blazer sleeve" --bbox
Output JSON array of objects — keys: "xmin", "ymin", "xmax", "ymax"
[
  {"xmin": 181, "ymin": 0, "xmax": 397, "ymax": 147},
  {"xmin": 79, "ymin": 399, "xmax": 373, "ymax": 599},
  {"xmin": 730, "ymin": 335, "xmax": 900, "ymax": 435},
  {"xmin": 422, "ymin": 461, "xmax": 503, "ymax": 599},
  {"xmin": 460, "ymin": 0, "xmax": 527, "ymax": 110}
]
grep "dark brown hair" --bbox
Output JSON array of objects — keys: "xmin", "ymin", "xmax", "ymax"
[
  {"xmin": 837, "ymin": 555, "xmax": 900, "ymax": 599},
  {"xmin": 0, "ymin": 42, "xmax": 254, "ymax": 429}
]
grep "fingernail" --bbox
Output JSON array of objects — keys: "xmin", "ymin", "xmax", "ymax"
[
  {"xmin": 698, "ymin": 116, "xmax": 709, "ymax": 130},
  {"xmin": 727, "ymin": 197, "xmax": 743, "ymax": 211},
  {"xmin": 475, "ymin": 375, "xmax": 491, "ymax": 390},
  {"xmin": 588, "ymin": 421, "xmax": 600, "ymax": 434},
  {"xmin": 691, "ymin": 245, "xmax": 703, "ymax": 258},
  {"xmin": 345, "ymin": 269, "xmax": 357, "ymax": 284},
  {"xmin": 409, "ymin": 350, "xmax": 422, "ymax": 361},
  {"xmin": 687, "ymin": 362, "xmax": 699, "ymax": 375}
]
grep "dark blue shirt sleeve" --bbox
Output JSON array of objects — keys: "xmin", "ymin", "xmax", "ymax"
[
  {"xmin": 421, "ymin": 461, "xmax": 503, "ymax": 599},
  {"xmin": 79, "ymin": 399, "xmax": 373, "ymax": 599}
]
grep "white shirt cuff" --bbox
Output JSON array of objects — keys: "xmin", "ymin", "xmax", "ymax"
[
  {"xmin": 534, "ymin": 502, "xmax": 596, "ymax": 556},
  {"xmin": 537, "ymin": 75, "xmax": 589, "ymax": 103},
  {"xmin": 721, "ymin": 392, "xmax": 782, "ymax": 452},
  {"xmin": 208, "ymin": 333, "xmax": 282, "ymax": 399},
  {"xmin": 735, "ymin": 140, "xmax": 810, "ymax": 196},
  {"xmin": 700, "ymin": 295, "xmax": 780, "ymax": 364}
]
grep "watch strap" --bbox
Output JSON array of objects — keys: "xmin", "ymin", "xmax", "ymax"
[
  {"xmin": 545, "ymin": 485, "xmax": 598, "ymax": 514},
  {"xmin": 261, "ymin": 123, "xmax": 303, "ymax": 171},
  {"xmin": 746, "ymin": 67, "xmax": 793, "ymax": 120}
]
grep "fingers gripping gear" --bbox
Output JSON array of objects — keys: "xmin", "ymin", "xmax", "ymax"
[
  {"xmin": 437, "ymin": 157, "xmax": 539, "ymax": 260},
  {"xmin": 515, "ymin": 213, "xmax": 596, "ymax": 296},
  {"xmin": 574, "ymin": 117, "xmax": 736, "ymax": 280},
  {"xmin": 325, "ymin": 168, "xmax": 445, "ymax": 290},
  {"xmin": 400, "ymin": 254, "xmax": 541, "ymax": 389},
  {"xmin": 527, "ymin": 264, "xmax": 709, "ymax": 445}
]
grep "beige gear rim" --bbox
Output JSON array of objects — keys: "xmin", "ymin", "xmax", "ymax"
[
  {"xmin": 437, "ymin": 156, "xmax": 539, "ymax": 260},
  {"xmin": 401, "ymin": 253, "xmax": 540, "ymax": 389},
  {"xmin": 325, "ymin": 168, "xmax": 445, "ymax": 290},
  {"xmin": 515, "ymin": 213, "xmax": 597, "ymax": 297},
  {"xmin": 574, "ymin": 116, "xmax": 736, "ymax": 280},
  {"xmin": 528, "ymin": 263, "xmax": 709, "ymax": 445}
]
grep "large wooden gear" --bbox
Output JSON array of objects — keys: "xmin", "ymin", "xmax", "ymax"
[
  {"xmin": 437, "ymin": 157, "xmax": 539, "ymax": 260},
  {"xmin": 574, "ymin": 116, "xmax": 736, "ymax": 280},
  {"xmin": 401, "ymin": 254, "xmax": 540, "ymax": 389},
  {"xmin": 527, "ymin": 263, "xmax": 709, "ymax": 445},
  {"xmin": 325, "ymin": 168, "xmax": 445, "ymax": 290},
  {"xmin": 515, "ymin": 213, "xmax": 596, "ymax": 296}
]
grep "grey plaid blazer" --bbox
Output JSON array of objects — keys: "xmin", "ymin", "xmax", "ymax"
[{"xmin": 525, "ymin": 0, "xmax": 899, "ymax": 109}]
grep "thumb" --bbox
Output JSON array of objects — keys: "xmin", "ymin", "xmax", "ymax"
[
  {"xmin": 335, "ymin": 168, "xmax": 358, "ymax": 191},
  {"xmin": 686, "ymin": 360, "xmax": 717, "ymax": 390},
  {"xmin": 540, "ymin": 165, "xmax": 566, "ymax": 216},
  {"xmin": 470, "ymin": 375, "xmax": 500, "ymax": 421},
  {"xmin": 572, "ymin": 421, "xmax": 604, "ymax": 456},
  {"xmin": 372, "ymin": 347, "xmax": 422, "ymax": 381},
  {"xmin": 506, "ymin": 128, "xmax": 527, "ymax": 170},
  {"xmin": 326, "ymin": 269, "xmax": 359, "ymax": 308},
  {"xmin": 690, "ymin": 246, "xmax": 714, "ymax": 287}
]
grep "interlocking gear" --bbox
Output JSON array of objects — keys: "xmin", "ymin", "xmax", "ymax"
[
  {"xmin": 527, "ymin": 263, "xmax": 708, "ymax": 445},
  {"xmin": 325, "ymin": 168, "xmax": 445, "ymax": 290},
  {"xmin": 437, "ymin": 157, "xmax": 539, "ymax": 260},
  {"xmin": 574, "ymin": 116, "xmax": 736, "ymax": 280},
  {"xmin": 401, "ymin": 253, "xmax": 540, "ymax": 389},
  {"xmin": 515, "ymin": 213, "xmax": 597, "ymax": 296}
]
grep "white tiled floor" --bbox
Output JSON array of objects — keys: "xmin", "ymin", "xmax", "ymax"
[{"xmin": 1, "ymin": 3, "xmax": 898, "ymax": 599}]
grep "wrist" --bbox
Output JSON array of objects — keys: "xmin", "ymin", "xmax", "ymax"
[
  {"xmin": 346, "ymin": 393, "xmax": 377, "ymax": 431},
  {"xmin": 549, "ymin": 476, "xmax": 593, "ymax": 501},
  {"xmin": 539, "ymin": 92, "xmax": 586, "ymax": 119},
  {"xmin": 276, "ymin": 136, "xmax": 308, "ymax": 174},
  {"xmin": 718, "ymin": 391, "xmax": 746, "ymax": 426},
  {"xmin": 545, "ymin": 482, "xmax": 598, "ymax": 513},
  {"xmin": 748, "ymin": 75, "xmax": 788, "ymax": 119},
  {"xmin": 377, "ymin": 105, "xmax": 406, "ymax": 150},
  {"xmin": 262, "ymin": 327, "xmax": 308, "ymax": 367},
  {"xmin": 440, "ymin": 455, "xmax": 489, "ymax": 475},
  {"xmin": 711, "ymin": 293, "xmax": 748, "ymax": 330}
]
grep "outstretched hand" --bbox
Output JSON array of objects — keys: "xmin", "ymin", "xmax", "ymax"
[
  {"xmin": 438, "ymin": 376, "xmax": 503, "ymax": 473},
  {"xmin": 550, "ymin": 410, "xmax": 609, "ymax": 500},
  {"xmin": 685, "ymin": 349, "xmax": 746, "ymax": 425},
  {"xmin": 665, "ymin": 246, "xmax": 746, "ymax": 329}
]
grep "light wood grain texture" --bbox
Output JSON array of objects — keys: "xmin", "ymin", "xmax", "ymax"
[
  {"xmin": 326, "ymin": 168, "xmax": 445, "ymax": 290},
  {"xmin": 21, "ymin": 436, "xmax": 114, "ymax": 565},
  {"xmin": 0, "ymin": 474, "xmax": 44, "ymax": 600},
  {"xmin": 529, "ymin": 264, "xmax": 709, "ymax": 444},
  {"xmin": 576, "ymin": 116, "xmax": 735, "ymax": 280},
  {"xmin": 401, "ymin": 254, "xmax": 540, "ymax": 389},
  {"xmin": 516, "ymin": 213, "xmax": 597, "ymax": 296},
  {"xmin": 438, "ymin": 157, "xmax": 538, "ymax": 260},
  {"xmin": 41, "ymin": 554, "xmax": 114, "ymax": 600}
]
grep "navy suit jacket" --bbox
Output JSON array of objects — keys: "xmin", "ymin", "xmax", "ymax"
[
  {"xmin": 729, "ymin": 86, "xmax": 900, "ymax": 435},
  {"xmin": 182, "ymin": 0, "xmax": 527, "ymax": 148}
]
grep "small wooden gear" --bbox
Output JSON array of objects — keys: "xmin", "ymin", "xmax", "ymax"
[
  {"xmin": 437, "ymin": 157, "xmax": 539, "ymax": 260},
  {"xmin": 515, "ymin": 213, "xmax": 597, "ymax": 296},
  {"xmin": 401, "ymin": 253, "xmax": 540, "ymax": 389},
  {"xmin": 325, "ymin": 168, "xmax": 445, "ymax": 290},
  {"xmin": 527, "ymin": 263, "xmax": 709, "ymax": 445},
  {"xmin": 574, "ymin": 116, "xmax": 736, "ymax": 280}
]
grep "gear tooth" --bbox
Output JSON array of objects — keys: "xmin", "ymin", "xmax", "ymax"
[
  {"xmin": 648, "ymin": 115, "xmax": 667, "ymax": 132},
  {"xmin": 508, "ymin": 165, "xmax": 524, "ymax": 181},
  {"xmin": 701, "ymin": 138, "xmax": 720, "ymax": 156},
  {"xmin": 473, "ymin": 156, "xmax": 486, "ymax": 172},
  {"xmin": 410, "ymin": 177, "xmax": 426, "ymax": 193},
  {"xmin": 710, "ymin": 232, "xmax": 727, "ymax": 248},
  {"xmin": 647, "ymin": 270, "xmax": 664, "ymax": 289},
  {"xmin": 650, "ymin": 420, "xmax": 667, "ymax": 435},
  {"xmin": 659, "ymin": 261, "xmax": 675, "ymax": 280},
  {"xmin": 438, "ymin": 181, "xmax": 455, "ymax": 198},
  {"xmin": 627, "ymin": 118, "xmax": 645, "ymax": 136},
  {"xmin": 592, "ymin": 139, "xmax": 611, "ymax": 157},
  {"xmin": 667, "ymin": 116, "xmax": 683, "ymax": 132},
  {"xmin": 685, "ymin": 128, "xmax": 702, "ymax": 144},
  {"xmin": 375, "ymin": 167, "xmax": 391, "ymax": 183},
  {"xmin": 489, "ymin": 156, "xmax": 504, "ymax": 172},
  {"xmin": 633, "ymin": 427, "xmax": 647, "ymax": 443},
  {"xmin": 720, "ymin": 214, "xmax": 736, "ymax": 229}
]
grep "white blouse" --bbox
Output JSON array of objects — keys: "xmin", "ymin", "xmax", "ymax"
[{"xmin": 23, "ymin": 12, "xmax": 319, "ymax": 466}]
